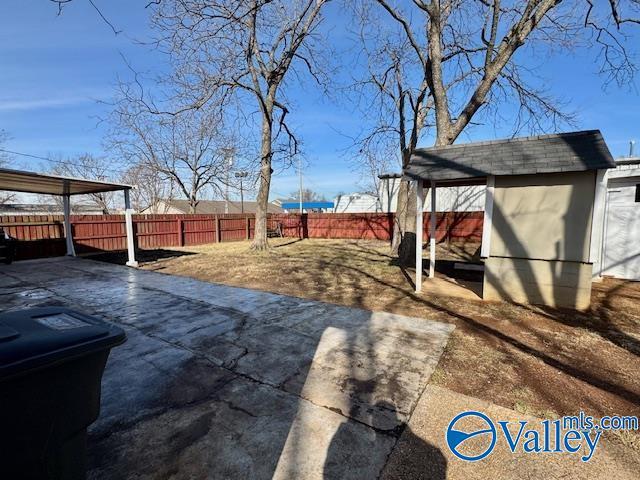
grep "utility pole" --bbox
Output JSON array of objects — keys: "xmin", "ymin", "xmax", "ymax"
[
  {"xmin": 224, "ymin": 149, "xmax": 234, "ymax": 214},
  {"xmin": 298, "ymin": 156, "xmax": 303, "ymax": 214},
  {"xmin": 235, "ymin": 171, "xmax": 249, "ymax": 213}
]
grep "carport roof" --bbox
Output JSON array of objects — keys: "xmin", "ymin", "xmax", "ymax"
[
  {"xmin": 0, "ymin": 167, "xmax": 132, "ymax": 195},
  {"xmin": 404, "ymin": 130, "xmax": 616, "ymax": 182}
]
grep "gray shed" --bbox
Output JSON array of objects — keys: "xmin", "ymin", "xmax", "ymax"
[{"xmin": 404, "ymin": 130, "xmax": 616, "ymax": 309}]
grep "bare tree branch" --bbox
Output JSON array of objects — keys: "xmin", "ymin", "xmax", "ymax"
[
  {"xmin": 49, "ymin": 0, "xmax": 121, "ymax": 34},
  {"xmin": 352, "ymin": 0, "xmax": 638, "ymax": 259},
  {"xmin": 105, "ymin": 73, "xmax": 241, "ymax": 213},
  {"xmin": 146, "ymin": 0, "xmax": 332, "ymax": 249}
]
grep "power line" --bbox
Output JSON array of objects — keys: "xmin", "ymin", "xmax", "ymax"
[
  {"xmin": 0, "ymin": 148, "xmax": 215, "ymax": 177},
  {"xmin": 0, "ymin": 148, "xmax": 131, "ymax": 177},
  {"xmin": 1, "ymin": 147, "xmax": 294, "ymax": 202}
]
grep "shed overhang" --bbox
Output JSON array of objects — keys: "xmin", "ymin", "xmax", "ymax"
[{"xmin": 404, "ymin": 130, "xmax": 616, "ymax": 183}]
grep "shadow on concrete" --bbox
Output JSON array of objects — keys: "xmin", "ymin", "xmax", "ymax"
[
  {"xmin": 0, "ymin": 258, "xmax": 452, "ymax": 479},
  {"xmin": 6, "ymin": 238, "xmax": 638, "ymax": 478},
  {"xmin": 325, "ymin": 400, "xmax": 447, "ymax": 479}
]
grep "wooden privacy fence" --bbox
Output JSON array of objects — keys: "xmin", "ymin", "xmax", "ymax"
[
  {"xmin": 272, "ymin": 212, "xmax": 483, "ymax": 242},
  {"xmin": 0, "ymin": 211, "xmax": 483, "ymax": 261}
]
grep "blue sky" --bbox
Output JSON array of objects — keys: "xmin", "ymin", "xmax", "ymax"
[{"xmin": 1, "ymin": 1, "xmax": 639, "ymax": 202}]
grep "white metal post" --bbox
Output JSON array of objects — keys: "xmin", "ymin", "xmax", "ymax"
[
  {"xmin": 429, "ymin": 180, "xmax": 436, "ymax": 278},
  {"xmin": 415, "ymin": 180, "xmax": 424, "ymax": 293},
  {"xmin": 124, "ymin": 189, "xmax": 138, "ymax": 267},
  {"xmin": 480, "ymin": 175, "xmax": 495, "ymax": 258},
  {"xmin": 63, "ymin": 194, "xmax": 76, "ymax": 256}
]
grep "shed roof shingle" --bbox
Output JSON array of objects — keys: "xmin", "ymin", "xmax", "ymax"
[{"xmin": 404, "ymin": 130, "xmax": 615, "ymax": 182}]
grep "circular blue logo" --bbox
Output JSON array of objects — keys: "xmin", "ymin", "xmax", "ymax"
[{"xmin": 446, "ymin": 411, "xmax": 497, "ymax": 461}]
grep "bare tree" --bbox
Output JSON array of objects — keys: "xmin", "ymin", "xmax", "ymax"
[
  {"xmin": 289, "ymin": 188, "xmax": 327, "ymax": 202},
  {"xmin": 149, "ymin": 0, "xmax": 332, "ymax": 250},
  {"xmin": 50, "ymin": 153, "xmax": 115, "ymax": 213},
  {"xmin": 353, "ymin": 0, "xmax": 639, "ymax": 262},
  {"xmin": 121, "ymin": 163, "xmax": 175, "ymax": 213},
  {"xmin": 350, "ymin": 25, "xmax": 432, "ymax": 258},
  {"xmin": 107, "ymin": 85, "xmax": 236, "ymax": 213}
]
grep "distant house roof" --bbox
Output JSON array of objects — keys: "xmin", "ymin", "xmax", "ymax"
[
  {"xmin": 404, "ymin": 130, "xmax": 616, "ymax": 182},
  {"xmin": 272, "ymin": 198, "xmax": 296, "ymax": 206},
  {"xmin": 161, "ymin": 199, "xmax": 283, "ymax": 214},
  {"xmin": 0, "ymin": 203, "xmax": 105, "ymax": 215}
]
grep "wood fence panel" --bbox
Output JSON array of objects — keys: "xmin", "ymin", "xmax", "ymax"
[{"xmin": 1, "ymin": 211, "xmax": 483, "ymax": 260}]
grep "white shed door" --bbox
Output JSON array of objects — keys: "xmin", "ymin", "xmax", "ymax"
[{"xmin": 603, "ymin": 181, "xmax": 640, "ymax": 280}]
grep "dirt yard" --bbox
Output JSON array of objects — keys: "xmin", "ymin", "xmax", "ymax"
[{"xmin": 91, "ymin": 238, "xmax": 640, "ymax": 443}]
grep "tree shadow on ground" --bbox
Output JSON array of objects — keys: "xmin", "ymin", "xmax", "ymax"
[
  {"xmin": 537, "ymin": 281, "xmax": 640, "ymax": 356},
  {"xmin": 82, "ymin": 236, "xmax": 640, "ymax": 474},
  {"xmin": 281, "ymin": 245, "xmax": 640, "ymax": 414},
  {"xmin": 273, "ymin": 238, "xmax": 305, "ymax": 248},
  {"xmin": 325, "ymin": 401, "xmax": 447, "ymax": 480},
  {"xmin": 86, "ymin": 249, "xmax": 196, "ymax": 266}
]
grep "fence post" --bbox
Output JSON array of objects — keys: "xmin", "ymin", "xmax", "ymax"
[
  {"xmin": 215, "ymin": 216, "xmax": 221, "ymax": 243},
  {"xmin": 246, "ymin": 216, "xmax": 250, "ymax": 240},
  {"xmin": 177, "ymin": 218, "xmax": 183, "ymax": 246}
]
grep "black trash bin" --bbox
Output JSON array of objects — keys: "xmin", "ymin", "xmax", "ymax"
[{"xmin": 0, "ymin": 307, "xmax": 126, "ymax": 480}]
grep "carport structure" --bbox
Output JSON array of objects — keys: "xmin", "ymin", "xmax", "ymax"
[
  {"xmin": 0, "ymin": 167, "xmax": 137, "ymax": 266},
  {"xmin": 404, "ymin": 130, "xmax": 616, "ymax": 309}
]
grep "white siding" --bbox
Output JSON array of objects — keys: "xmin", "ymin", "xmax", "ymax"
[
  {"xmin": 424, "ymin": 185, "xmax": 485, "ymax": 212},
  {"xmin": 593, "ymin": 158, "xmax": 640, "ymax": 281},
  {"xmin": 377, "ymin": 177, "xmax": 486, "ymax": 213},
  {"xmin": 333, "ymin": 194, "xmax": 379, "ymax": 213}
]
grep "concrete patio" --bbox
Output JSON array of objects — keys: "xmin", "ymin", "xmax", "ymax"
[{"xmin": 0, "ymin": 257, "xmax": 454, "ymax": 479}]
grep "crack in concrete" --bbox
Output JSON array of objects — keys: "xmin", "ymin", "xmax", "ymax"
[
  {"xmin": 219, "ymin": 399, "xmax": 260, "ymax": 418},
  {"xmin": 6, "ymin": 269, "xmax": 407, "ymax": 435},
  {"xmin": 90, "ymin": 373, "xmax": 240, "ymax": 443},
  {"xmin": 222, "ymin": 345, "xmax": 250, "ymax": 370},
  {"xmin": 4, "ymin": 265, "xmax": 419, "ymax": 468}
]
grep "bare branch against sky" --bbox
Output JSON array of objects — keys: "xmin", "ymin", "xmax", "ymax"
[
  {"xmin": 347, "ymin": 0, "xmax": 639, "ymax": 261},
  {"xmin": 37, "ymin": 0, "xmax": 639, "ymax": 256},
  {"xmin": 49, "ymin": 153, "xmax": 116, "ymax": 213},
  {"xmin": 106, "ymin": 77, "xmax": 239, "ymax": 214},
  {"xmin": 146, "ymin": 0, "xmax": 333, "ymax": 250},
  {"xmin": 49, "ymin": 0, "xmax": 122, "ymax": 34}
]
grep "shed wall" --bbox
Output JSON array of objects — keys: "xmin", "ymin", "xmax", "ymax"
[
  {"xmin": 489, "ymin": 171, "xmax": 595, "ymax": 262},
  {"xmin": 483, "ymin": 257, "xmax": 593, "ymax": 309},
  {"xmin": 484, "ymin": 171, "xmax": 596, "ymax": 309}
]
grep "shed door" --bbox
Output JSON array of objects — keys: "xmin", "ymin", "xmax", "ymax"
[{"xmin": 603, "ymin": 181, "xmax": 640, "ymax": 280}]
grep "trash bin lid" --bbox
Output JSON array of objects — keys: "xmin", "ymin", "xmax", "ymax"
[{"xmin": 0, "ymin": 307, "xmax": 126, "ymax": 381}]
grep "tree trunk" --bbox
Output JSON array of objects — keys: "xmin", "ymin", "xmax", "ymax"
[
  {"xmin": 391, "ymin": 179, "xmax": 417, "ymax": 264},
  {"xmin": 390, "ymin": 148, "xmax": 417, "ymax": 264},
  {"xmin": 251, "ymin": 111, "xmax": 273, "ymax": 251}
]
